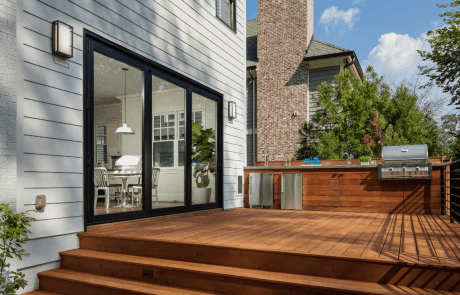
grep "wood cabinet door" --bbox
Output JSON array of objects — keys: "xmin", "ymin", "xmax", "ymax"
[{"xmin": 107, "ymin": 120, "xmax": 122, "ymax": 155}]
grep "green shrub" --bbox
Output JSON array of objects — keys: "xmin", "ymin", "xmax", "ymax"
[
  {"xmin": 0, "ymin": 203, "xmax": 36, "ymax": 295},
  {"xmin": 359, "ymin": 156, "xmax": 371, "ymax": 162}
]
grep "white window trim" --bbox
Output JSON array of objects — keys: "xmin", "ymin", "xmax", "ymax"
[
  {"xmin": 95, "ymin": 125, "xmax": 107, "ymax": 165},
  {"xmin": 152, "ymin": 108, "xmax": 206, "ymax": 170}
]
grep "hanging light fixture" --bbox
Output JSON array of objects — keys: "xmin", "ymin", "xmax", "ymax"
[{"xmin": 116, "ymin": 68, "xmax": 135, "ymax": 134}]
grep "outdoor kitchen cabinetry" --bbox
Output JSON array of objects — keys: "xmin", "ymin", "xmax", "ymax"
[{"xmin": 244, "ymin": 161, "xmax": 447, "ymax": 214}]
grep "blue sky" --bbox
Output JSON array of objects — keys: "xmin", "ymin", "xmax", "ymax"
[{"xmin": 246, "ymin": 0, "xmax": 455, "ymax": 115}]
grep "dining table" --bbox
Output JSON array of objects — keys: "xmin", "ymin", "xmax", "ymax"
[{"xmin": 108, "ymin": 170, "xmax": 141, "ymax": 208}]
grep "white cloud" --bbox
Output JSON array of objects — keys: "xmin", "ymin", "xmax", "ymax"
[
  {"xmin": 320, "ymin": 6, "xmax": 360, "ymax": 34},
  {"xmin": 352, "ymin": 0, "xmax": 366, "ymax": 4},
  {"xmin": 365, "ymin": 32, "xmax": 431, "ymax": 75},
  {"xmin": 364, "ymin": 30, "xmax": 454, "ymax": 115}
]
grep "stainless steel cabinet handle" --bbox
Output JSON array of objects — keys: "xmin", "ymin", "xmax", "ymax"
[
  {"xmin": 249, "ymin": 176, "xmax": 252, "ymax": 194},
  {"xmin": 281, "ymin": 175, "xmax": 284, "ymax": 194}
]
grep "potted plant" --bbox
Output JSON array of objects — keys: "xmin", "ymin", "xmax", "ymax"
[
  {"xmin": 191, "ymin": 122, "xmax": 216, "ymax": 204},
  {"xmin": 359, "ymin": 156, "xmax": 371, "ymax": 165}
]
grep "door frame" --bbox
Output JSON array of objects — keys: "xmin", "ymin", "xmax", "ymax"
[{"xmin": 83, "ymin": 30, "xmax": 223, "ymax": 231}]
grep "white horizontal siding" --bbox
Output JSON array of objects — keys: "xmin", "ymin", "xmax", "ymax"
[
  {"xmin": 28, "ymin": 217, "xmax": 84, "ymax": 240},
  {"xmin": 24, "ymin": 203, "xmax": 83, "ymax": 221},
  {"xmin": 23, "ymin": 136, "xmax": 83, "ymax": 157},
  {"xmin": 21, "ymin": 81, "xmax": 83, "ymax": 110},
  {"xmin": 22, "ymin": 188, "xmax": 83, "ymax": 205},
  {"xmin": 17, "ymin": 234, "xmax": 79, "ymax": 269},
  {"xmin": 16, "ymin": 0, "xmax": 246, "ymax": 290},
  {"xmin": 23, "ymin": 99, "xmax": 83, "ymax": 126},
  {"xmin": 22, "ymin": 154, "xmax": 83, "ymax": 173}
]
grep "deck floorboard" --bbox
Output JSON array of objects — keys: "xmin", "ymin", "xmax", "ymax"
[{"xmin": 86, "ymin": 208, "xmax": 460, "ymax": 267}]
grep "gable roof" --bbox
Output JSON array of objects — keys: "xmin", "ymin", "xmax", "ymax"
[
  {"xmin": 305, "ymin": 38, "xmax": 351, "ymax": 58},
  {"xmin": 246, "ymin": 19, "xmax": 363, "ymax": 79}
]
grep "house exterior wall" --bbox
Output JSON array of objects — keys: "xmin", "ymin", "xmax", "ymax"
[
  {"xmin": 0, "ymin": 0, "xmax": 17, "ymax": 212},
  {"xmin": 246, "ymin": 76, "xmax": 256, "ymax": 165},
  {"xmin": 257, "ymin": 0, "xmax": 314, "ymax": 161},
  {"xmin": 15, "ymin": 0, "xmax": 246, "ymax": 293},
  {"xmin": 308, "ymin": 65, "xmax": 341, "ymax": 122}
]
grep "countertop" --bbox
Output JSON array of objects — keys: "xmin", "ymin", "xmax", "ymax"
[{"xmin": 244, "ymin": 163, "xmax": 449, "ymax": 170}]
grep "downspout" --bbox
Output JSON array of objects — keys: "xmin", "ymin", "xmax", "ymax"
[{"xmin": 249, "ymin": 69, "xmax": 256, "ymax": 166}]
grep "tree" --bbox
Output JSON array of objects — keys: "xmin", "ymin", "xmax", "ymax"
[
  {"xmin": 438, "ymin": 114, "xmax": 460, "ymax": 159},
  {"xmin": 417, "ymin": 0, "xmax": 460, "ymax": 109},
  {"xmin": 295, "ymin": 66, "xmax": 443, "ymax": 160}
]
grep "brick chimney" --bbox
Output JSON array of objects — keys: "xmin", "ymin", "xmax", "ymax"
[{"xmin": 257, "ymin": 0, "xmax": 314, "ymax": 161}]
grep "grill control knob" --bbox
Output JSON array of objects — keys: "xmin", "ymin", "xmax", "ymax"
[
  {"xmin": 389, "ymin": 167, "xmax": 393, "ymax": 171},
  {"xmin": 415, "ymin": 166, "xmax": 420, "ymax": 171}
]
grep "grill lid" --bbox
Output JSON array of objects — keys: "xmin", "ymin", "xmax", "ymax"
[{"xmin": 381, "ymin": 144, "xmax": 428, "ymax": 164}]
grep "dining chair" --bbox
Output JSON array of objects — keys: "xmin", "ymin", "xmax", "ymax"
[
  {"xmin": 128, "ymin": 168, "xmax": 160, "ymax": 207},
  {"xmin": 94, "ymin": 167, "xmax": 121, "ymax": 210}
]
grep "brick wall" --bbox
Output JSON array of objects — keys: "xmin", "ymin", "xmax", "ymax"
[
  {"xmin": 257, "ymin": 0, "xmax": 314, "ymax": 161},
  {"xmin": 0, "ymin": 0, "xmax": 17, "ymax": 211}
]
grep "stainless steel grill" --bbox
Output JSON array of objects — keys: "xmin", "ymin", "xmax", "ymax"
[{"xmin": 378, "ymin": 144, "xmax": 432, "ymax": 180}]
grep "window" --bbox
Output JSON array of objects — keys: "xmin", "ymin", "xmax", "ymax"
[
  {"xmin": 153, "ymin": 113, "xmax": 175, "ymax": 168},
  {"xmin": 237, "ymin": 175, "xmax": 243, "ymax": 195},
  {"xmin": 153, "ymin": 110, "xmax": 204, "ymax": 168},
  {"xmin": 95, "ymin": 126, "xmax": 107, "ymax": 164},
  {"xmin": 216, "ymin": 0, "xmax": 236, "ymax": 31}
]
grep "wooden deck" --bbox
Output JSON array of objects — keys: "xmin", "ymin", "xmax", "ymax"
[
  {"xmin": 30, "ymin": 209, "xmax": 460, "ymax": 294},
  {"xmin": 88, "ymin": 208, "xmax": 460, "ymax": 266}
]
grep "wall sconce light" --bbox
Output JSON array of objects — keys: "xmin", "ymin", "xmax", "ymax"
[
  {"xmin": 52, "ymin": 21, "xmax": 73, "ymax": 58},
  {"xmin": 291, "ymin": 111, "xmax": 298, "ymax": 119},
  {"xmin": 228, "ymin": 101, "xmax": 237, "ymax": 119}
]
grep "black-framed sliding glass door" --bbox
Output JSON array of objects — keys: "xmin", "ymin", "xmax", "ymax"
[{"xmin": 84, "ymin": 31, "xmax": 222, "ymax": 227}]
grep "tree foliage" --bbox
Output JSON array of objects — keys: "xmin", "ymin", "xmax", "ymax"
[
  {"xmin": 0, "ymin": 204, "xmax": 36, "ymax": 295},
  {"xmin": 417, "ymin": 0, "xmax": 460, "ymax": 109},
  {"xmin": 295, "ymin": 66, "xmax": 442, "ymax": 160}
]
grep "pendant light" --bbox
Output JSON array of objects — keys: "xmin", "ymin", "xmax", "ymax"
[{"xmin": 116, "ymin": 67, "xmax": 135, "ymax": 134}]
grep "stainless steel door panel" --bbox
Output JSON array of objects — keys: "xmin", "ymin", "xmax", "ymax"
[
  {"xmin": 249, "ymin": 173, "xmax": 273, "ymax": 207},
  {"xmin": 281, "ymin": 173, "xmax": 302, "ymax": 210},
  {"xmin": 262, "ymin": 173, "xmax": 273, "ymax": 207},
  {"xmin": 249, "ymin": 173, "xmax": 260, "ymax": 206}
]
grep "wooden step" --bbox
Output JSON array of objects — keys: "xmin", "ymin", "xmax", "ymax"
[
  {"xmin": 57, "ymin": 249, "xmax": 457, "ymax": 295},
  {"xmin": 38, "ymin": 268, "xmax": 224, "ymax": 295},
  {"xmin": 78, "ymin": 234, "xmax": 460, "ymax": 291},
  {"xmin": 23, "ymin": 291, "xmax": 62, "ymax": 295}
]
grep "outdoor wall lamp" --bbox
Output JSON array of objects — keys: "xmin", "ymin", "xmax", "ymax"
[
  {"xmin": 52, "ymin": 21, "xmax": 73, "ymax": 58},
  {"xmin": 228, "ymin": 101, "xmax": 237, "ymax": 119}
]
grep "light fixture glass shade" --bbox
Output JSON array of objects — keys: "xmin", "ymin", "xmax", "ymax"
[
  {"xmin": 228, "ymin": 101, "xmax": 237, "ymax": 119},
  {"xmin": 115, "ymin": 123, "xmax": 135, "ymax": 134},
  {"xmin": 52, "ymin": 21, "xmax": 73, "ymax": 58}
]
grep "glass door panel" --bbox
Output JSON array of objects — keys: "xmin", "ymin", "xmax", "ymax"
[
  {"xmin": 191, "ymin": 93, "xmax": 218, "ymax": 205},
  {"xmin": 93, "ymin": 52, "xmax": 144, "ymax": 215},
  {"xmin": 152, "ymin": 75, "xmax": 186, "ymax": 209}
]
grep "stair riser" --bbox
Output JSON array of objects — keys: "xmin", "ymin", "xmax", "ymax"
[
  {"xmin": 39, "ymin": 272, "xmax": 363, "ymax": 295},
  {"xmin": 78, "ymin": 235, "xmax": 460, "ymax": 291},
  {"xmin": 60, "ymin": 254, "xmax": 293, "ymax": 295},
  {"xmin": 39, "ymin": 275, "xmax": 148, "ymax": 295}
]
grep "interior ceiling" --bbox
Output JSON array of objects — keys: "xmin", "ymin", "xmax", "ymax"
[{"xmin": 94, "ymin": 52, "xmax": 184, "ymax": 105}]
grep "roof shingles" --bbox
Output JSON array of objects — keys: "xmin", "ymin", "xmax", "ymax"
[{"xmin": 247, "ymin": 18, "xmax": 353, "ymax": 67}]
